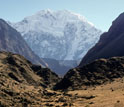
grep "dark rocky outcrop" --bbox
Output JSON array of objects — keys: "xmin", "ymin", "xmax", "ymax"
[
  {"xmin": 79, "ymin": 13, "xmax": 124, "ymax": 67},
  {"xmin": 0, "ymin": 19, "xmax": 47, "ymax": 67},
  {"xmin": 32, "ymin": 65, "xmax": 60, "ymax": 88},
  {"xmin": 54, "ymin": 57, "xmax": 124, "ymax": 90}
]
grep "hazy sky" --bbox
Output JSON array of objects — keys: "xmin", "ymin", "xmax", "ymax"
[{"xmin": 0, "ymin": 0, "xmax": 124, "ymax": 31}]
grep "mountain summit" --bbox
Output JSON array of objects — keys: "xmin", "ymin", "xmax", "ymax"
[{"xmin": 11, "ymin": 9, "xmax": 102, "ymax": 61}]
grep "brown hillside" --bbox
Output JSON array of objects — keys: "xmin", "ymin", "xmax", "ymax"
[
  {"xmin": 0, "ymin": 51, "xmax": 59, "ymax": 88},
  {"xmin": 54, "ymin": 57, "xmax": 124, "ymax": 90}
]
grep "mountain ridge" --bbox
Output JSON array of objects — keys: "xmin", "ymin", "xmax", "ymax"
[
  {"xmin": 54, "ymin": 56, "xmax": 124, "ymax": 90},
  {"xmin": 79, "ymin": 12, "xmax": 124, "ymax": 67}
]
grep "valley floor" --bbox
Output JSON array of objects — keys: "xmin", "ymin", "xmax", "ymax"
[
  {"xmin": 68, "ymin": 78, "xmax": 124, "ymax": 107},
  {"xmin": 1, "ymin": 77, "xmax": 124, "ymax": 107}
]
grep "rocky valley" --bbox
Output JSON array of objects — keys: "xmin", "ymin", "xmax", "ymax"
[
  {"xmin": 1, "ymin": 9, "xmax": 124, "ymax": 107},
  {"xmin": 1, "ymin": 52, "xmax": 124, "ymax": 107}
]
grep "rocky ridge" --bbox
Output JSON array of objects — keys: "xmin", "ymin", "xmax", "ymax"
[{"xmin": 54, "ymin": 57, "xmax": 124, "ymax": 90}]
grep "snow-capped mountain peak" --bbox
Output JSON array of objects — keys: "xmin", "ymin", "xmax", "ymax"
[{"xmin": 11, "ymin": 9, "xmax": 102, "ymax": 60}]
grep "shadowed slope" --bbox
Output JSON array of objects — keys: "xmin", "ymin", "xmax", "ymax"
[
  {"xmin": 0, "ymin": 19, "xmax": 47, "ymax": 67},
  {"xmin": 80, "ymin": 13, "xmax": 124, "ymax": 67}
]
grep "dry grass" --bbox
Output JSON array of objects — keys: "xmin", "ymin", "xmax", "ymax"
[
  {"xmin": 1, "ymin": 77, "xmax": 124, "ymax": 107},
  {"xmin": 68, "ymin": 78, "xmax": 124, "ymax": 107},
  {"xmin": 1, "ymin": 52, "xmax": 124, "ymax": 106}
]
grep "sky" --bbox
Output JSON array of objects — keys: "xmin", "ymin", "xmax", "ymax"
[{"xmin": 0, "ymin": 0, "xmax": 124, "ymax": 31}]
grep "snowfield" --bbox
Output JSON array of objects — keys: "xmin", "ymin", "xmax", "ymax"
[{"xmin": 11, "ymin": 9, "xmax": 102, "ymax": 61}]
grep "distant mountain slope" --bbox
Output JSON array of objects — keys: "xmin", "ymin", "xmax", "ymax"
[
  {"xmin": 11, "ymin": 9, "xmax": 102, "ymax": 61},
  {"xmin": 43, "ymin": 58, "xmax": 78, "ymax": 76},
  {"xmin": 0, "ymin": 19, "xmax": 47, "ymax": 67},
  {"xmin": 79, "ymin": 12, "xmax": 124, "ymax": 67},
  {"xmin": 54, "ymin": 57, "xmax": 124, "ymax": 90}
]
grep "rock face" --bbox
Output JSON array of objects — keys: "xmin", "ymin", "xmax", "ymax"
[
  {"xmin": 80, "ymin": 12, "xmax": 124, "ymax": 67},
  {"xmin": 11, "ymin": 9, "xmax": 102, "ymax": 61},
  {"xmin": 0, "ymin": 51, "xmax": 59, "ymax": 88},
  {"xmin": 0, "ymin": 19, "xmax": 47, "ymax": 67},
  {"xmin": 54, "ymin": 57, "xmax": 124, "ymax": 90}
]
